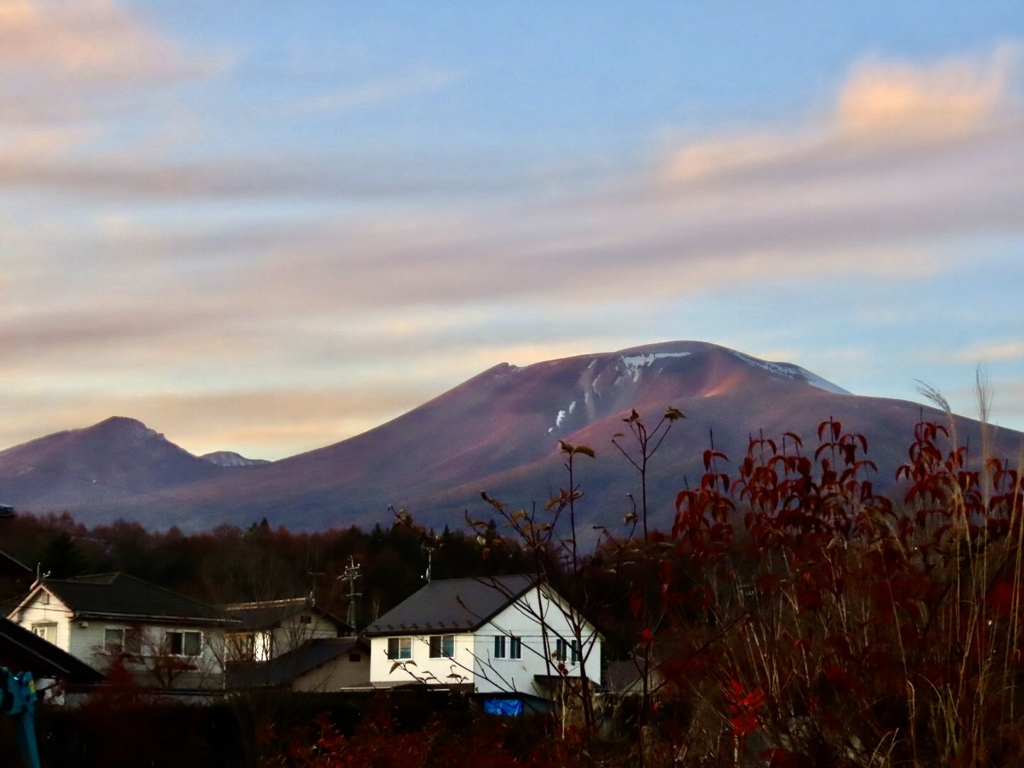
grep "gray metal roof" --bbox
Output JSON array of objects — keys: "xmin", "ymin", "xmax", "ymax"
[
  {"xmin": 363, "ymin": 574, "xmax": 538, "ymax": 636},
  {"xmin": 226, "ymin": 636, "xmax": 368, "ymax": 689},
  {"xmin": 40, "ymin": 573, "xmax": 236, "ymax": 626},
  {"xmin": 0, "ymin": 617, "xmax": 104, "ymax": 684}
]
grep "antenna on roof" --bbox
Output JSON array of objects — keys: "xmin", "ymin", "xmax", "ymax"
[
  {"xmin": 423, "ymin": 541, "xmax": 438, "ymax": 583},
  {"xmin": 338, "ymin": 557, "xmax": 362, "ymax": 631},
  {"xmin": 307, "ymin": 570, "xmax": 325, "ymax": 606}
]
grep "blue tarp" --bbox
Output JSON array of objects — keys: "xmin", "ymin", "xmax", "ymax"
[{"xmin": 483, "ymin": 698, "xmax": 524, "ymax": 717}]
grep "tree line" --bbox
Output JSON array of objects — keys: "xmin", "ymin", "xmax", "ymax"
[{"xmin": 5, "ymin": 405, "xmax": 1024, "ymax": 766}]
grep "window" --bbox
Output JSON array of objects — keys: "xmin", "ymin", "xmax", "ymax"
[
  {"xmin": 299, "ymin": 614, "xmax": 312, "ymax": 625},
  {"xmin": 510, "ymin": 636, "xmax": 522, "ymax": 660},
  {"xmin": 494, "ymin": 635, "xmax": 506, "ymax": 659},
  {"xmin": 31, "ymin": 623, "xmax": 56, "ymax": 644},
  {"xmin": 429, "ymin": 634, "xmax": 454, "ymax": 658},
  {"xmin": 348, "ymin": 651, "xmax": 362, "ymax": 663},
  {"xmin": 167, "ymin": 630, "xmax": 202, "ymax": 657},
  {"xmin": 387, "ymin": 637, "xmax": 412, "ymax": 660},
  {"xmin": 104, "ymin": 627, "xmax": 142, "ymax": 655},
  {"xmin": 555, "ymin": 638, "xmax": 579, "ymax": 663}
]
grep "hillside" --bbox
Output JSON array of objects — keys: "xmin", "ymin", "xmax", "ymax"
[{"xmin": 1, "ymin": 341, "xmax": 1020, "ymax": 534}]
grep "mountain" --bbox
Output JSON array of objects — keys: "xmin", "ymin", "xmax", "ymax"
[
  {"xmin": 0, "ymin": 416, "xmax": 225, "ymax": 512},
  {"xmin": 1, "ymin": 341, "xmax": 1021, "ymax": 536}
]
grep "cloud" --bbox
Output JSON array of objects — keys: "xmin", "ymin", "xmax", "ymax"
[
  {"xmin": 836, "ymin": 45, "xmax": 1020, "ymax": 136},
  {"xmin": 3, "ymin": 44, "xmax": 1024, "ymax": 456},
  {"xmin": 0, "ymin": 0, "xmax": 220, "ymax": 85}
]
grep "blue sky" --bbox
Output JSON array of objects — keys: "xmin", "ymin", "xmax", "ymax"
[{"xmin": 1, "ymin": 1, "xmax": 1023, "ymax": 459}]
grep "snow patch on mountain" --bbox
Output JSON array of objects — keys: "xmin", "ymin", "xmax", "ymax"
[
  {"xmin": 201, "ymin": 451, "xmax": 270, "ymax": 468},
  {"xmin": 620, "ymin": 351, "xmax": 692, "ymax": 383},
  {"xmin": 548, "ymin": 401, "xmax": 577, "ymax": 433},
  {"xmin": 729, "ymin": 351, "xmax": 850, "ymax": 395}
]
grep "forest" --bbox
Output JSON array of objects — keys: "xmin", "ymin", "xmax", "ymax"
[{"xmin": 3, "ymin": 407, "xmax": 1024, "ymax": 767}]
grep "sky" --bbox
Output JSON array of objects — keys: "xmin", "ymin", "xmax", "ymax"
[{"xmin": 1, "ymin": 1, "xmax": 1023, "ymax": 460}]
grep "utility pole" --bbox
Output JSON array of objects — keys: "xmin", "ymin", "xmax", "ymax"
[
  {"xmin": 307, "ymin": 570, "xmax": 325, "ymax": 606},
  {"xmin": 339, "ymin": 557, "xmax": 361, "ymax": 632},
  {"xmin": 423, "ymin": 541, "xmax": 437, "ymax": 583}
]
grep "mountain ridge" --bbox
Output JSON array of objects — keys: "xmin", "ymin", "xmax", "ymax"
[{"xmin": 0, "ymin": 341, "xmax": 1019, "ymax": 535}]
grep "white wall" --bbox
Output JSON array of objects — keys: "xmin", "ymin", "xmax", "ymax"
[
  {"xmin": 10, "ymin": 589, "xmax": 227, "ymax": 689},
  {"xmin": 10, "ymin": 591, "xmax": 72, "ymax": 651},
  {"xmin": 472, "ymin": 585, "xmax": 602, "ymax": 696},
  {"xmin": 368, "ymin": 584, "xmax": 601, "ymax": 697},
  {"xmin": 368, "ymin": 632, "xmax": 477, "ymax": 687}
]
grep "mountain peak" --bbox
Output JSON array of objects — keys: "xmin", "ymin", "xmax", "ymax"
[
  {"xmin": 89, "ymin": 416, "xmax": 160, "ymax": 441},
  {"xmin": 1, "ymin": 340, "xmax": 1020, "ymax": 535}
]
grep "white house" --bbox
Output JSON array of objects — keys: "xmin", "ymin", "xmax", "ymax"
[
  {"xmin": 6, "ymin": 573, "xmax": 237, "ymax": 692},
  {"xmin": 223, "ymin": 597, "xmax": 350, "ymax": 663},
  {"xmin": 363, "ymin": 575, "xmax": 601, "ymax": 699}
]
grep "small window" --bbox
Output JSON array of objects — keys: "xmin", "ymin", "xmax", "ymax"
[
  {"xmin": 168, "ymin": 630, "xmax": 202, "ymax": 657},
  {"xmin": 554, "ymin": 638, "xmax": 579, "ymax": 663},
  {"xmin": 32, "ymin": 623, "xmax": 57, "ymax": 644},
  {"xmin": 104, "ymin": 627, "xmax": 125, "ymax": 653},
  {"xmin": 387, "ymin": 637, "xmax": 412, "ymax": 660},
  {"xmin": 510, "ymin": 636, "xmax": 522, "ymax": 660},
  {"xmin": 494, "ymin": 635, "xmax": 506, "ymax": 659},
  {"xmin": 299, "ymin": 614, "xmax": 313, "ymax": 624},
  {"xmin": 429, "ymin": 634, "xmax": 454, "ymax": 658},
  {"xmin": 348, "ymin": 652, "xmax": 362, "ymax": 663}
]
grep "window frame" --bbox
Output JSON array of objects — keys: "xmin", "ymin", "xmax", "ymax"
[
  {"xmin": 555, "ymin": 638, "xmax": 579, "ymax": 663},
  {"xmin": 429, "ymin": 634, "xmax": 455, "ymax": 658},
  {"xmin": 494, "ymin": 635, "xmax": 506, "ymax": 659},
  {"xmin": 387, "ymin": 636, "xmax": 412, "ymax": 660},
  {"xmin": 104, "ymin": 626, "xmax": 142, "ymax": 655},
  {"xmin": 509, "ymin": 635, "xmax": 522, "ymax": 660},
  {"xmin": 31, "ymin": 622, "xmax": 57, "ymax": 644},
  {"xmin": 167, "ymin": 629, "xmax": 203, "ymax": 657}
]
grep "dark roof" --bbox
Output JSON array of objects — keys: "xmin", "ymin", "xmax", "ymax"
[
  {"xmin": 38, "ymin": 573, "xmax": 236, "ymax": 626},
  {"xmin": 363, "ymin": 575, "xmax": 537, "ymax": 636},
  {"xmin": 226, "ymin": 636, "xmax": 368, "ymax": 689},
  {"xmin": 224, "ymin": 598, "xmax": 351, "ymax": 633},
  {"xmin": 0, "ymin": 617, "xmax": 104, "ymax": 684}
]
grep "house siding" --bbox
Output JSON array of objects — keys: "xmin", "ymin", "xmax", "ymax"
[
  {"xmin": 9, "ymin": 589, "xmax": 228, "ymax": 690},
  {"xmin": 293, "ymin": 654, "xmax": 371, "ymax": 692},
  {"xmin": 369, "ymin": 632, "xmax": 477, "ymax": 687},
  {"xmin": 368, "ymin": 583, "xmax": 601, "ymax": 697},
  {"xmin": 471, "ymin": 587, "xmax": 601, "ymax": 696}
]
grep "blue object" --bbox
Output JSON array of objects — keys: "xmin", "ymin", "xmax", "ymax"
[
  {"xmin": 483, "ymin": 698, "xmax": 523, "ymax": 717},
  {"xmin": 0, "ymin": 667, "xmax": 41, "ymax": 768}
]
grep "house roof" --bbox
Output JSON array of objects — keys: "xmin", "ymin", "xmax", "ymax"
[
  {"xmin": 223, "ymin": 597, "xmax": 351, "ymax": 633},
  {"xmin": 0, "ymin": 617, "xmax": 104, "ymax": 684},
  {"xmin": 19, "ymin": 573, "xmax": 236, "ymax": 626},
  {"xmin": 363, "ymin": 575, "xmax": 538, "ymax": 636},
  {"xmin": 226, "ymin": 636, "xmax": 368, "ymax": 689}
]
